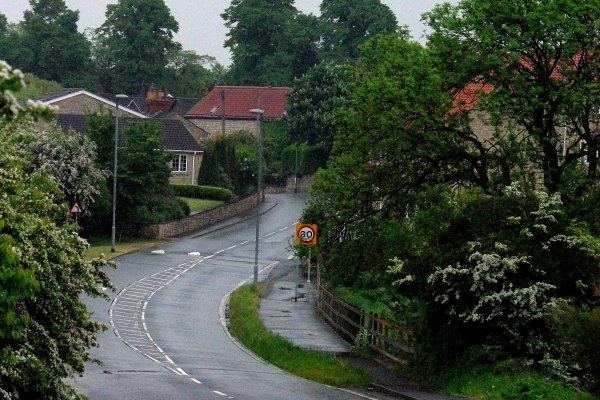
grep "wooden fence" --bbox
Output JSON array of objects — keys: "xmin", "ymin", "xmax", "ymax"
[{"xmin": 317, "ymin": 285, "xmax": 414, "ymax": 362}]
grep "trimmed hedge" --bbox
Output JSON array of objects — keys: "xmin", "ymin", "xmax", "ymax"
[{"xmin": 171, "ymin": 184, "xmax": 235, "ymax": 202}]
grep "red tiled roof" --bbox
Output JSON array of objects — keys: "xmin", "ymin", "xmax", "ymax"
[
  {"xmin": 450, "ymin": 81, "xmax": 494, "ymax": 113},
  {"xmin": 449, "ymin": 52, "xmax": 589, "ymax": 113},
  {"xmin": 186, "ymin": 86, "xmax": 292, "ymax": 119}
]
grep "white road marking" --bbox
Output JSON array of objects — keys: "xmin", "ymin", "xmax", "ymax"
[
  {"xmin": 213, "ymin": 391, "xmax": 227, "ymax": 396},
  {"xmin": 109, "ymin": 225, "xmax": 292, "ymax": 386}
]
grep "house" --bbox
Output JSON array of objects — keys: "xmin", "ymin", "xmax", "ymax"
[
  {"xmin": 99, "ymin": 87, "xmax": 208, "ymax": 143},
  {"xmin": 54, "ymin": 114, "xmax": 204, "ymax": 185},
  {"xmin": 34, "ymin": 88, "xmax": 204, "ymax": 185},
  {"xmin": 185, "ymin": 85, "xmax": 292, "ymax": 136},
  {"xmin": 33, "ymin": 88, "xmax": 148, "ymax": 119}
]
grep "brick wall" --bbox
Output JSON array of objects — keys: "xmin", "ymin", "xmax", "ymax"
[
  {"xmin": 139, "ymin": 193, "xmax": 263, "ymax": 239},
  {"xmin": 188, "ymin": 118, "xmax": 256, "ymax": 136}
]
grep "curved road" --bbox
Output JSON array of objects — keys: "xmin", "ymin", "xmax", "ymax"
[{"xmin": 74, "ymin": 194, "xmax": 365, "ymax": 400}]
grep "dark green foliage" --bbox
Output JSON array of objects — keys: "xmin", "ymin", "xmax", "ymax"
[
  {"xmin": 117, "ymin": 121, "xmax": 189, "ymax": 225},
  {"xmin": 171, "ymin": 184, "xmax": 235, "ymax": 202},
  {"xmin": 0, "ymin": 222, "xmax": 39, "ymax": 342},
  {"xmin": 14, "ymin": 73, "xmax": 61, "ymax": 100},
  {"xmin": 320, "ymin": 0, "xmax": 398, "ymax": 61},
  {"xmin": 548, "ymin": 302, "xmax": 600, "ymax": 391},
  {"xmin": 13, "ymin": 0, "xmax": 93, "ymax": 88},
  {"xmin": 161, "ymin": 50, "xmax": 224, "ymax": 98},
  {"xmin": 97, "ymin": 0, "xmax": 180, "ymax": 93},
  {"xmin": 83, "ymin": 114, "xmax": 189, "ymax": 232},
  {"xmin": 286, "ymin": 62, "xmax": 351, "ymax": 155},
  {"xmin": 281, "ymin": 144, "xmax": 328, "ymax": 177},
  {"xmin": 198, "ymin": 131, "xmax": 258, "ymax": 196},
  {"xmin": 425, "ymin": 0, "xmax": 600, "ymax": 191},
  {"xmin": 222, "ymin": 0, "xmax": 320, "ymax": 86}
]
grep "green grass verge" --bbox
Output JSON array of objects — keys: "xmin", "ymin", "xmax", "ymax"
[
  {"xmin": 228, "ymin": 284, "xmax": 371, "ymax": 388},
  {"xmin": 179, "ymin": 197, "xmax": 222, "ymax": 213},
  {"xmin": 84, "ymin": 236, "xmax": 168, "ymax": 260},
  {"xmin": 435, "ymin": 367, "xmax": 598, "ymax": 400}
]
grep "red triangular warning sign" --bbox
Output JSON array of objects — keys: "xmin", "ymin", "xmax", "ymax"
[{"xmin": 70, "ymin": 201, "xmax": 82, "ymax": 215}]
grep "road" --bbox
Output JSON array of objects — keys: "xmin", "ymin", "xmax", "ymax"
[{"xmin": 74, "ymin": 193, "xmax": 365, "ymax": 400}]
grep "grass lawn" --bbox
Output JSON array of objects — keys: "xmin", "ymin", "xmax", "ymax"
[
  {"xmin": 179, "ymin": 197, "xmax": 222, "ymax": 213},
  {"xmin": 84, "ymin": 236, "xmax": 169, "ymax": 260},
  {"xmin": 228, "ymin": 284, "xmax": 371, "ymax": 388}
]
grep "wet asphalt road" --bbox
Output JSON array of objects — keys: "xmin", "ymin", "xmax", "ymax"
[{"xmin": 73, "ymin": 193, "xmax": 364, "ymax": 400}]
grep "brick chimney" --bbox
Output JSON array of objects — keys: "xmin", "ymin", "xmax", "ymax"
[{"xmin": 145, "ymin": 87, "xmax": 174, "ymax": 114}]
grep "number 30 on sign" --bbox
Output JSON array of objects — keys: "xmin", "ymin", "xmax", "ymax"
[{"xmin": 295, "ymin": 223, "xmax": 317, "ymax": 246}]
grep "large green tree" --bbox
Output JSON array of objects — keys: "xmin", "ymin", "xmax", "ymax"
[
  {"xmin": 425, "ymin": 0, "xmax": 600, "ymax": 191},
  {"xmin": 162, "ymin": 50, "xmax": 224, "ymax": 97},
  {"xmin": 320, "ymin": 0, "xmax": 398, "ymax": 61},
  {"xmin": 97, "ymin": 0, "xmax": 180, "ymax": 94},
  {"xmin": 15, "ymin": 0, "xmax": 93, "ymax": 87},
  {"xmin": 84, "ymin": 114, "xmax": 189, "ymax": 231},
  {"xmin": 0, "ymin": 60, "xmax": 113, "ymax": 399},
  {"xmin": 222, "ymin": 0, "xmax": 320, "ymax": 85},
  {"xmin": 286, "ymin": 61, "xmax": 351, "ymax": 155}
]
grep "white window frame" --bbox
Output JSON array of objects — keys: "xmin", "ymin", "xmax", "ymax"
[{"xmin": 171, "ymin": 154, "xmax": 187, "ymax": 172}]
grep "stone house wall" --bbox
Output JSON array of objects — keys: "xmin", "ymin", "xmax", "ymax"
[
  {"xmin": 188, "ymin": 118, "xmax": 256, "ymax": 136},
  {"xmin": 168, "ymin": 152, "xmax": 203, "ymax": 185}
]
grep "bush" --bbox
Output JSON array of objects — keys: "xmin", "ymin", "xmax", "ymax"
[
  {"xmin": 171, "ymin": 184, "xmax": 235, "ymax": 201},
  {"xmin": 548, "ymin": 301, "xmax": 600, "ymax": 391},
  {"xmin": 386, "ymin": 185, "xmax": 600, "ymax": 387},
  {"xmin": 124, "ymin": 195, "xmax": 190, "ymax": 224}
]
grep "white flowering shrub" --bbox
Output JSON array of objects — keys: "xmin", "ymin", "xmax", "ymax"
[
  {"xmin": 387, "ymin": 184, "xmax": 600, "ymax": 386},
  {"xmin": 0, "ymin": 59, "xmax": 114, "ymax": 399},
  {"xmin": 0, "ymin": 61, "xmax": 55, "ymax": 122},
  {"xmin": 427, "ymin": 242, "xmax": 557, "ymax": 338},
  {"xmin": 8, "ymin": 121, "xmax": 107, "ymax": 211}
]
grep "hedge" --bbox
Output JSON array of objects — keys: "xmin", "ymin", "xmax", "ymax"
[{"xmin": 171, "ymin": 184, "xmax": 235, "ymax": 201}]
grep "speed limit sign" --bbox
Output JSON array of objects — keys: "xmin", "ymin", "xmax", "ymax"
[{"xmin": 295, "ymin": 223, "xmax": 317, "ymax": 246}]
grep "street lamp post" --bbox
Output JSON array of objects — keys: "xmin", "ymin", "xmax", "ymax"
[
  {"xmin": 111, "ymin": 94, "xmax": 128, "ymax": 253},
  {"xmin": 250, "ymin": 108, "xmax": 264, "ymax": 287}
]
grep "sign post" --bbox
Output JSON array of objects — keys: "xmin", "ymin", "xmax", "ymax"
[
  {"xmin": 69, "ymin": 200, "xmax": 83, "ymax": 225},
  {"xmin": 295, "ymin": 223, "xmax": 317, "ymax": 284}
]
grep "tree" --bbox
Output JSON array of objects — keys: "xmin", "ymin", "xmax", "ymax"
[
  {"xmin": 162, "ymin": 50, "xmax": 222, "ymax": 97},
  {"xmin": 8, "ymin": 120, "xmax": 107, "ymax": 209},
  {"xmin": 17, "ymin": 0, "xmax": 93, "ymax": 88},
  {"xmin": 14, "ymin": 73, "xmax": 61, "ymax": 100},
  {"xmin": 425, "ymin": 0, "xmax": 600, "ymax": 191},
  {"xmin": 197, "ymin": 131, "xmax": 258, "ymax": 195},
  {"xmin": 222, "ymin": 0, "xmax": 320, "ymax": 85},
  {"xmin": 97, "ymin": 0, "xmax": 181, "ymax": 94},
  {"xmin": 84, "ymin": 115, "xmax": 189, "ymax": 230},
  {"xmin": 0, "ymin": 60, "xmax": 113, "ymax": 399},
  {"xmin": 320, "ymin": 0, "xmax": 398, "ymax": 61},
  {"xmin": 286, "ymin": 61, "xmax": 351, "ymax": 155}
]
